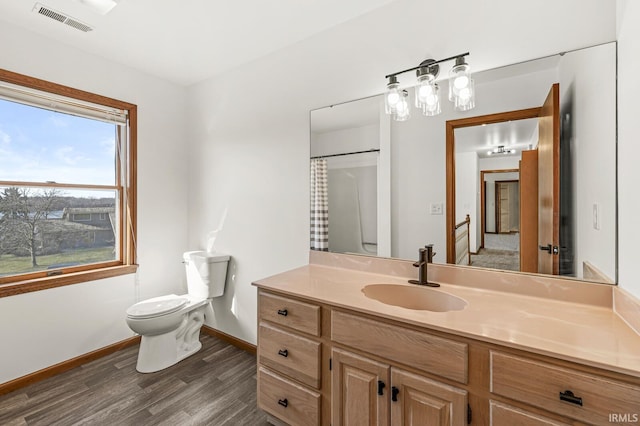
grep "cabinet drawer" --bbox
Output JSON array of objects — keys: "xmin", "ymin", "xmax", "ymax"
[
  {"xmin": 331, "ymin": 310, "xmax": 468, "ymax": 384},
  {"xmin": 490, "ymin": 401, "xmax": 569, "ymax": 426},
  {"xmin": 258, "ymin": 366, "xmax": 320, "ymax": 426},
  {"xmin": 259, "ymin": 291, "xmax": 320, "ymax": 336},
  {"xmin": 490, "ymin": 351, "xmax": 640, "ymax": 424},
  {"xmin": 258, "ymin": 322, "xmax": 321, "ymax": 388}
]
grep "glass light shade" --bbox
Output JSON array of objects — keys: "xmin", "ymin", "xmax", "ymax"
[
  {"xmin": 415, "ymin": 74, "xmax": 441, "ymax": 116},
  {"xmin": 454, "ymin": 78, "xmax": 475, "ymax": 111},
  {"xmin": 449, "ymin": 57, "xmax": 472, "ymax": 105},
  {"xmin": 385, "ymin": 82, "xmax": 401, "ymax": 115},
  {"xmin": 393, "ymin": 90, "xmax": 411, "ymax": 121}
]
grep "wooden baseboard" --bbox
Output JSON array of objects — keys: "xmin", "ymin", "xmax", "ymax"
[
  {"xmin": 0, "ymin": 335, "xmax": 140, "ymax": 397},
  {"xmin": 202, "ymin": 325, "xmax": 256, "ymax": 355}
]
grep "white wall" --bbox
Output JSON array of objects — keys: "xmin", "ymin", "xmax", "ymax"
[
  {"xmin": 455, "ymin": 152, "xmax": 479, "ymax": 251},
  {"xmin": 391, "ymin": 70, "xmax": 557, "ymax": 261},
  {"xmin": 0, "ymin": 0, "xmax": 619, "ymax": 381},
  {"xmin": 0, "ymin": 22, "xmax": 188, "ymax": 383},
  {"xmin": 617, "ymin": 0, "xmax": 640, "ymax": 298},
  {"xmin": 311, "ymin": 124, "xmax": 379, "ymax": 156},
  {"xmin": 186, "ymin": 0, "xmax": 616, "ymax": 344}
]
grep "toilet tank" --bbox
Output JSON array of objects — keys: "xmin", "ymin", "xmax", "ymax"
[{"xmin": 183, "ymin": 251, "xmax": 230, "ymax": 299}]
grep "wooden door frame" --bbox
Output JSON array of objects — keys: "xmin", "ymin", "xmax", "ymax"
[
  {"xmin": 480, "ymin": 170, "xmax": 519, "ymax": 247},
  {"xmin": 446, "ymin": 107, "xmax": 541, "ymax": 264}
]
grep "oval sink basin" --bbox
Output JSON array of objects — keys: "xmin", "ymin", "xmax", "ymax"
[{"xmin": 362, "ymin": 284, "xmax": 467, "ymax": 312}]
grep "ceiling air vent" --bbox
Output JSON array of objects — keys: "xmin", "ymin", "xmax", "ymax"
[{"xmin": 32, "ymin": 3, "xmax": 93, "ymax": 32}]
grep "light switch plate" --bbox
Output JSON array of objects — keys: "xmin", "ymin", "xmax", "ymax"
[{"xmin": 430, "ymin": 203, "xmax": 443, "ymax": 215}]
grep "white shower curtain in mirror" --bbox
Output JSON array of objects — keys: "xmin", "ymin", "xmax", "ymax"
[{"xmin": 310, "ymin": 158, "xmax": 329, "ymax": 250}]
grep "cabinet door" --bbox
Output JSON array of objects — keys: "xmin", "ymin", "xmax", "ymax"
[
  {"xmin": 390, "ymin": 368, "xmax": 467, "ymax": 426},
  {"xmin": 332, "ymin": 348, "xmax": 390, "ymax": 426}
]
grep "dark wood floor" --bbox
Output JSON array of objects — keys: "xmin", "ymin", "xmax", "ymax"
[{"xmin": 0, "ymin": 334, "xmax": 269, "ymax": 425}]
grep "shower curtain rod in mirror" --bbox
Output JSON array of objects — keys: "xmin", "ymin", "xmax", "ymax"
[{"xmin": 311, "ymin": 149, "xmax": 380, "ymax": 160}]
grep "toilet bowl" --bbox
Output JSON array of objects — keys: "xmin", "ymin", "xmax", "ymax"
[{"xmin": 126, "ymin": 251, "xmax": 229, "ymax": 373}]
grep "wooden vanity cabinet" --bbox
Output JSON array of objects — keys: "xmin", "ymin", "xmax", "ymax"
[
  {"xmin": 489, "ymin": 401, "xmax": 571, "ymax": 426},
  {"xmin": 331, "ymin": 348, "xmax": 390, "ymax": 425},
  {"xmin": 256, "ymin": 289, "xmax": 640, "ymax": 426},
  {"xmin": 257, "ymin": 291, "xmax": 324, "ymax": 426},
  {"xmin": 489, "ymin": 351, "xmax": 640, "ymax": 425},
  {"xmin": 331, "ymin": 348, "xmax": 468, "ymax": 426}
]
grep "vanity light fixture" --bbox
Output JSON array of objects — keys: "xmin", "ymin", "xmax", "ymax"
[
  {"xmin": 487, "ymin": 145, "xmax": 516, "ymax": 156},
  {"xmin": 385, "ymin": 52, "xmax": 475, "ymax": 121}
]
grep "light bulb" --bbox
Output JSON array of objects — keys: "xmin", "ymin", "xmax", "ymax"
[
  {"xmin": 453, "ymin": 78, "xmax": 475, "ymax": 111},
  {"xmin": 458, "ymin": 87, "xmax": 471, "ymax": 100},
  {"xmin": 387, "ymin": 91, "xmax": 400, "ymax": 106},
  {"xmin": 454, "ymin": 75, "xmax": 469, "ymax": 90},
  {"xmin": 384, "ymin": 77, "xmax": 401, "ymax": 115},
  {"xmin": 393, "ymin": 90, "xmax": 411, "ymax": 121},
  {"xmin": 415, "ymin": 71, "xmax": 440, "ymax": 116},
  {"xmin": 418, "ymin": 84, "xmax": 433, "ymax": 99}
]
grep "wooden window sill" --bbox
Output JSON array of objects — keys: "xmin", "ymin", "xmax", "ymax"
[{"xmin": 0, "ymin": 265, "xmax": 138, "ymax": 298}]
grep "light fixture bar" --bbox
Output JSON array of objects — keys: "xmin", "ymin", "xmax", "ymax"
[{"xmin": 385, "ymin": 52, "xmax": 470, "ymax": 79}]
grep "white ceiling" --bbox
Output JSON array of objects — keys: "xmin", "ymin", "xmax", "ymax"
[
  {"xmin": 0, "ymin": 0, "xmax": 397, "ymax": 86},
  {"xmin": 455, "ymin": 118, "xmax": 538, "ymax": 158}
]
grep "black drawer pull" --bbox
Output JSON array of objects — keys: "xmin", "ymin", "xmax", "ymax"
[
  {"xmin": 391, "ymin": 386, "xmax": 399, "ymax": 402},
  {"xmin": 559, "ymin": 390, "xmax": 583, "ymax": 406},
  {"xmin": 377, "ymin": 380, "xmax": 385, "ymax": 396},
  {"xmin": 277, "ymin": 309, "xmax": 288, "ymax": 316},
  {"xmin": 278, "ymin": 349, "xmax": 289, "ymax": 357},
  {"xmin": 278, "ymin": 398, "xmax": 288, "ymax": 408}
]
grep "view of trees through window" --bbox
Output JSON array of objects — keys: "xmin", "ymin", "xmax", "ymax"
[
  {"xmin": 0, "ymin": 96, "xmax": 121, "ymax": 278},
  {"xmin": 0, "ymin": 187, "xmax": 117, "ymax": 276}
]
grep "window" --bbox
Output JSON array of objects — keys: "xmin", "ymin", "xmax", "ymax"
[
  {"xmin": 72, "ymin": 213, "xmax": 92, "ymax": 222},
  {"xmin": 0, "ymin": 69, "xmax": 137, "ymax": 297}
]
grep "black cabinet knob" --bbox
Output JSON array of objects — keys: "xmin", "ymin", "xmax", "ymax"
[
  {"xmin": 277, "ymin": 309, "xmax": 288, "ymax": 316},
  {"xmin": 391, "ymin": 386, "xmax": 400, "ymax": 402},
  {"xmin": 278, "ymin": 398, "xmax": 288, "ymax": 408},
  {"xmin": 278, "ymin": 349, "xmax": 289, "ymax": 358},
  {"xmin": 377, "ymin": 380, "xmax": 385, "ymax": 396}
]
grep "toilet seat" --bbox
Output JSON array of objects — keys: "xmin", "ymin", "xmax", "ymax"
[{"xmin": 126, "ymin": 296, "xmax": 188, "ymax": 319}]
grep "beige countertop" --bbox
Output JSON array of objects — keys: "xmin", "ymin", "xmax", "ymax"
[{"xmin": 253, "ymin": 262, "xmax": 640, "ymax": 378}]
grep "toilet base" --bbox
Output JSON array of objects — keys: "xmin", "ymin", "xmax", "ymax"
[{"xmin": 135, "ymin": 306, "xmax": 206, "ymax": 373}]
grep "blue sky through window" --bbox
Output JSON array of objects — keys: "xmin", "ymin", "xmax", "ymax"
[{"xmin": 0, "ymin": 98, "xmax": 116, "ymax": 186}]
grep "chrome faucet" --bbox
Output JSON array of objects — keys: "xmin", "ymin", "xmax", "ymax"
[{"xmin": 409, "ymin": 244, "xmax": 439, "ymax": 287}]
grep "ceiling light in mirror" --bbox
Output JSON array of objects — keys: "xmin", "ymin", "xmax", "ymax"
[{"xmin": 487, "ymin": 145, "xmax": 517, "ymax": 156}]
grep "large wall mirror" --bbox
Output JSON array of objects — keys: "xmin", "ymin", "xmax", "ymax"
[{"xmin": 310, "ymin": 42, "xmax": 617, "ymax": 284}]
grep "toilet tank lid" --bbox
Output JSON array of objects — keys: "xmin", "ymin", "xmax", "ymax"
[{"xmin": 183, "ymin": 251, "xmax": 230, "ymax": 263}]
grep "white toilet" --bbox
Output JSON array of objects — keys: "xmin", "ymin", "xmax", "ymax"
[{"xmin": 126, "ymin": 250, "xmax": 230, "ymax": 373}]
